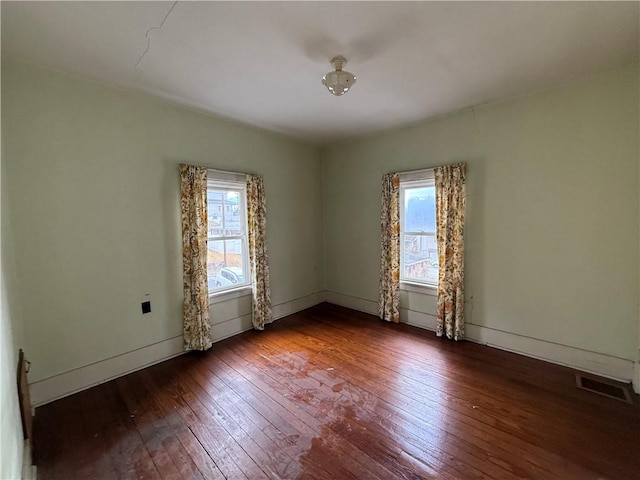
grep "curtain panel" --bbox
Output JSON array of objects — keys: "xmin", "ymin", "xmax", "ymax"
[
  {"xmin": 179, "ymin": 164, "xmax": 212, "ymax": 351},
  {"xmin": 378, "ymin": 173, "xmax": 401, "ymax": 322},
  {"xmin": 247, "ymin": 174, "xmax": 272, "ymax": 330},
  {"xmin": 434, "ymin": 163, "xmax": 467, "ymax": 340}
]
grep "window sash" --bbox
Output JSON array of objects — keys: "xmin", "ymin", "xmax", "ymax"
[
  {"xmin": 206, "ymin": 176, "xmax": 250, "ymax": 294},
  {"xmin": 403, "ymin": 230, "xmax": 436, "ymax": 236},
  {"xmin": 399, "ymin": 177, "xmax": 438, "ymax": 287},
  {"xmin": 208, "ymin": 235, "xmax": 244, "ymax": 241}
]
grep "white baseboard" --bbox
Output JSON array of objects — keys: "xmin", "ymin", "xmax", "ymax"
[
  {"xmin": 212, "ymin": 314, "xmax": 254, "ymax": 342},
  {"xmin": 465, "ymin": 324, "xmax": 634, "ymax": 383},
  {"xmin": 29, "ymin": 290, "xmax": 634, "ymax": 407},
  {"xmin": 272, "ymin": 291, "xmax": 326, "ymax": 321},
  {"xmin": 211, "ymin": 291, "xmax": 326, "ymax": 339},
  {"xmin": 323, "ymin": 290, "xmax": 438, "ymax": 331},
  {"xmin": 30, "ymin": 291, "xmax": 326, "ymax": 407},
  {"xmin": 324, "ymin": 290, "xmax": 378, "ymax": 315},
  {"xmin": 323, "ymin": 290, "xmax": 634, "ymax": 383},
  {"xmin": 29, "ymin": 335, "xmax": 185, "ymax": 407},
  {"xmin": 400, "ymin": 308, "xmax": 438, "ymax": 331}
]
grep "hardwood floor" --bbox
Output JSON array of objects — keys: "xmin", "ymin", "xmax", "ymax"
[{"xmin": 33, "ymin": 303, "xmax": 640, "ymax": 480}]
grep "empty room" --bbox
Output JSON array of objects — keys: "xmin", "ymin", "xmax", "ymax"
[{"xmin": 1, "ymin": 2, "xmax": 639, "ymax": 479}]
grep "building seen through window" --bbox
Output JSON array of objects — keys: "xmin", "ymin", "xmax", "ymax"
[
  {"xmin": 206, "ymin": 180, "xmax": 250, "ymax": 293},
  {"xmin": 400, "ymin": 179, "xmax": 438, "ymax": 286}
]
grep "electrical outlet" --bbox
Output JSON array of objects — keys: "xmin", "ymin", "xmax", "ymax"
[{"xmin": 141, "ymin": 301, "xmax": 151, "ymax": 314}]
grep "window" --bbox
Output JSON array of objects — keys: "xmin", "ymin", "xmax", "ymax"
[
  {"xmin": 207, "ymin": 173, "xmax": 250, "ymax": 294},
  {"xmin": 400, "ymin": 172, "xmax": 438, "ymax": 287}
]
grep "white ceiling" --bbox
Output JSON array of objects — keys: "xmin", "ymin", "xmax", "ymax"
[{"xmin": 2, "ymin": 1, "xmax": 638, "ymax": 145}]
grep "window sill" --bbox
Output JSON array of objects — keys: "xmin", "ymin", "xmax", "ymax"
[
  {"xmin": 209, "ymin": 285, "xmax": 252, "ymax": 304},
  {"xmin": 400, "ymin": 281, "xmax": 437, "ymax": 296}
]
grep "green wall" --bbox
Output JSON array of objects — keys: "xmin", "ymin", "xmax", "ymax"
[
  {"xmin": 323, "ymin": 64, "xmax": 639, "ymax": 361},
  {"xmin": 2, "ymin": 56, "xmax": 639, "ymax": 403},
  {"xmin": 2, "ymin": 59, "xmax": 323, "ymax": 383}
]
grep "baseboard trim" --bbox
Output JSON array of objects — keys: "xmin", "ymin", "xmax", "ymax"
[
  {"xmin": 30, "ymin": 291, "xmax": 326, "ymax": 407},
  {"xmin": 323, "ymin": 290, "xmax": 438, "ymax": 331},
  {"xmin": 30, "ymin": 289, "xmax": 633, "ymax": 407},
  {"xmin": 401, "ymin": 308, "xmax": 438, "ymax": 331},
  {"xmin": 324, "ymin": 290, "xmax": 378, "ymax": 315},
  {"xmin": 29, "ymin": 335, "xmax": 185, "ymax": 407},
  {"xmin": 212, "ymin": 314, "xmax": 254, "ymax": 342},
  {"xmin": 323, "ymin": 290, "xmax": 634, "ymax": 383},
  {"xmin": 465, "ymin": 324, "xmax": 634, "ymax": 383},
  {"xmin": 272, "ymin": 291, "xmax": 326, "ymax": 321}
]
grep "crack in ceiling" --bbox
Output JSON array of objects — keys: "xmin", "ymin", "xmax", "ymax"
[
  {"xmin": 135, "ymin": 0, "xmax": 179, "ymax": 71},
  {"xmin": 2, "ymin": 1, "xmax": 636, "ymax": 144}
]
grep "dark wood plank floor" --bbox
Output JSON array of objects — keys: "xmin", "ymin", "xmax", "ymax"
[{"xmin": 33, "ymin": 303, "xmax": 640, "ymax": 480}]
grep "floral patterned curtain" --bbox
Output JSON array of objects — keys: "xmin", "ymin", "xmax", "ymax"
[
  {"xmin": 435, "ymin": 163, "xmax": 467, "ymax": 340},
  {"xmin": 247, "ymin": 174, "xmax": 272, "ymax": 330},
  {"xmin": 378, "ymin": 173, "xmax": 401, "ymax": 322},
  {"xmin": 179, "ymin": 164, "xmax": 212, "ymax": 351}
]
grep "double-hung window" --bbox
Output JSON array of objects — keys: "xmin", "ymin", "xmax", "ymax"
[
  {"xmin": 399, "ymin": 170, "xmax": 438, "ymax": 288},
  {"xmin": 206, "ymin": 172, "xmax": 250, "ymax": 294}
]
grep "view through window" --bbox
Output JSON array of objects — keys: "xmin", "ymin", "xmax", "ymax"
[
  {"xmin": 400, "ymin": 179, "xmax": 438, "ymax": 286},
  {"xmin": 207, "ymin": 179, "xmax": 250, "ymax": 293}
]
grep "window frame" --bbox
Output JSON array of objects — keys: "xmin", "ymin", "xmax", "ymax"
[
  {"xmin": 206, "ymin": 174, "xmax": 251, "ymax": 297},
  {"xmin": 399, "ymin": 170, "xmax": 438, "ymax": 292}
]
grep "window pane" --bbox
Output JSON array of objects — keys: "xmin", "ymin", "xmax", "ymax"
[
  {"xmin": 403, "ymin": 186, "xmax": 436, "ymax": 232},
  {"xmin": 207, "ymin": 190, "xmax": 225, "ymax": 237},
  {"xmin": 223, "ymin": 191, "xmax": 243, "ymax": 236},
  {"xmin": 403, "ymin": 234, "xmax": 438, "ymax": 284},
  {"xmin": 208, "ymin": 188, "xmax": 244, "ymax": 237},
  {"xmin": 207, "ymin": 239, "xmax": 246, "ymax": 291}
]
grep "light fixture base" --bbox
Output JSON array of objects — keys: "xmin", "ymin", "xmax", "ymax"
[{"xmin": 330, "ymin": 55, "xmax": 347, "ymax": 71}]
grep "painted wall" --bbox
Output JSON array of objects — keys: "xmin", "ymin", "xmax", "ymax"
[
  {"xmin": 2, "ymin": 59, "xmax": 324, "ymax": 385},
  {"xmin": 637, "ymin": 110, "xmax": 640, "ymax": 393},
  {"xmin": 0, "ymin": 151, "xmax": 25, "ymax": 478},
  {"xmin": 3, "ymin": 56, "xmax": 639, "ymax": 406},
  {"xmin": 323, "ymin": 64, "xmax": 639, "ymax": 366}
]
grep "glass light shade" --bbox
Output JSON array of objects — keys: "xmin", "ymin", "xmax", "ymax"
[
  {"xmin": 322, "ymin": 70, "xmax": 357, "ymax": 96},
  {"xmin": 322, "ymin": 55, "xmax": 356, "ymax": 96}
]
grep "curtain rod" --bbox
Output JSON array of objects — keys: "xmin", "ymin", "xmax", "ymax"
[
  {"xmin": 207, "ymin": 167, "xmax": 249, "ymax": 176},
  {"xmin": 393, "ymin": 162, "xmax": 466, "ymax": 176},
  {"xmin": 396, "ymin": 167, "xmax": 434, "ymax": 175},
  {"xmin": 179, "ymin": 163, "xmax": 256, "ymax": 177}
]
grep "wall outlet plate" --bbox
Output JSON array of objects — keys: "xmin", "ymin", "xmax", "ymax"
[{"xmin": 141, "ymin": 301, "xmax": 151, "ymax": 314}]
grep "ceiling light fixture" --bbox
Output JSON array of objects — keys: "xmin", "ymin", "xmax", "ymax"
[{"xmin": 322, "ymin": 55, "xmax": 356, "ymax": 96}]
